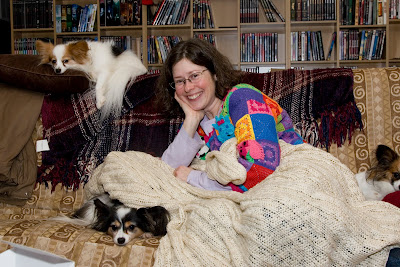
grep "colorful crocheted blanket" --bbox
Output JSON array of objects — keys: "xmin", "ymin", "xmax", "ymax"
[{"xmin": 201, "ymin": 84, "xmax": 304, "ymax": 192}]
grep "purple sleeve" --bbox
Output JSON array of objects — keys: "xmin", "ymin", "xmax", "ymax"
[
  {"xmin": 187, "ymin": 170, "xmax": 232, "ymax": 191},
  {"xmin": 161, "ymin": 127, "xmax": 204, "ymax": 168}
]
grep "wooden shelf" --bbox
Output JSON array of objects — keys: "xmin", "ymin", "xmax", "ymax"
[{"xmin": 13, "ymin": 28, "xmax": 54, "ymax": 32}]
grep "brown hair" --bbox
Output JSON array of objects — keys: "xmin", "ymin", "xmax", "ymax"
[{"xmin": 156, "ymin": 38, "xmax": 242, "ymax": 116}]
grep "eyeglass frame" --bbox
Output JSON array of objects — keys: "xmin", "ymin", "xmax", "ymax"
[{"xmin": 169, "ymin": 69, "xmax": 208, "ymax": 90}]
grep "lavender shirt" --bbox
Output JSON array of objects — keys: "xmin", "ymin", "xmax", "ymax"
[{"xmin": 161, "ymin": 116, "xmax": 232, "ymax": 191}]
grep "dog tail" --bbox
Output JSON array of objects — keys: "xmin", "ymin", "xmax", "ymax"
[
  {"xmin": 47, "ymin": 214, "xmax": 93, "ymax": 226},
  {"xmin": 100, "ymin": 50, "xmax": 147, "ymax": 120}
]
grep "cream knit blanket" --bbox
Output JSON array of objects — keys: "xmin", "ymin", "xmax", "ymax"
[{"xmin": 85, "ymin": 141, "xmax": 400, "ymax": 266}]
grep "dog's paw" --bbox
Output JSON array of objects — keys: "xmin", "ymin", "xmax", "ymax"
[
  {"xmin": 140, "ymin": 232, "xmax": 154, "ymax": 239},
  {"xmin": 96, "ymin": 96, "xmax": 106, "ymax": 109}
]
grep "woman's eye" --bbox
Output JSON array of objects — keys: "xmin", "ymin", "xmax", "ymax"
[
  {"xmin": 191, "ymin": 73, "xmax": 200, "ymax": 79},
  {"xmin": 176, "ymin": 80, "xmax": 184, "ymax": 85}
]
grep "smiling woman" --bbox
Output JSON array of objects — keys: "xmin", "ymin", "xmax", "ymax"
[{"xmin": 156, "ymin": 38, "xmax": 304, "ymax": 192}]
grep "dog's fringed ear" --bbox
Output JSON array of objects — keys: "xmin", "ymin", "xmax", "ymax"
[
  {"xmin": 91, "ymin": 198, "xmax": 114, "ymax": 232},
  {"xmin": 35, "ymin": 40, "xmax": 54, "ymax": 64},
  {"xmin": 376, "ymin": 145, "xmax": 399, "ymax": 164},
  {"xmin": 137, "ymin": 206, "xmax": 170, "ymax": 236},
  {"xmin": 68, "ymin": 41, "xmax": 89, "ymax": 64},
  {"xmin": 94, "ymin": 198, "xmax": 112, "ymax": 216}
]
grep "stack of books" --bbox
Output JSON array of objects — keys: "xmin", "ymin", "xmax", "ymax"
[
  {"xmin": 194, "ymin": 33, "xmax": 216, "ymax": 46},
  {"xmin": 290, "ymin": 0, "xmax": 336, "ymax": 21},
  {"xmin": 148, "ymin": 36, "xmax": 182, "ymax": 64},
  {"xmin": 291, "ymin": 31, "xmax": 325, "ymax": 61},
  {"xmin": 341, "ymin": 0, "xmax": 386, "ymax": 25},
  {"xmin": 241, "ymin": 32, "xmax": 278, "ymax": 62},
  {"xmin": 151, "ymin": 0, "xmax": 190, "ymax": 25},
  {"xmin": 13, "ymin": 0, "xmax": 53, "ymax": 29},
  {"xmin": 339, "ymin": 29, "xmax": 386, "ymax": 60},
  {"xmin": 55, "ymin": 4, "xmax": 97, "ymax": 33},
  {"xmin": 100, "ymin": 0, "xmax": 142, "ymax": 26},
  {"xmin": 15, "ymin": 37, "xmax": 53, "ymax": 54},
  {"xmin": 193, "ymin": 0, "xmax": 215, "ymax": 29}
]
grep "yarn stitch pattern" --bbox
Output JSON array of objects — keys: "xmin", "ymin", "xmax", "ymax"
[{"xmin": 201, "ymin": 83, "xmax": 304, "ymax": 192}]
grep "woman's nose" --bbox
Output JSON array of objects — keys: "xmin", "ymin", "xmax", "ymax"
[{"xmin": 184, "ymin": 80, "xmax": 195, "ymax": 92}]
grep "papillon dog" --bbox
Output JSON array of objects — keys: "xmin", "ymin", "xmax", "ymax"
[
  {"xmin": 53, "ymin": 193, "xmax": 170, "ymax": 246},
  {"xmin": 35, "ymin": 40, "xmax": 147, "ymax": 119},
  {"xmin": 355, "ymin": 144, "xmax": 400, "ymax": 200}
]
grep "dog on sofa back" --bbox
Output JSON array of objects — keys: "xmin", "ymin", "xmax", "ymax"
[
  {"xmin": 35, "ymin": 40, "xmax": 147, "ymax": 120},
  {"xmin": 355, "ymin": 144, "xmax": 400, "ymax": 200}
]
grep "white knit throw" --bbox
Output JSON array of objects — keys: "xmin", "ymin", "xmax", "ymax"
[
  {"xmin": 85, "ymin": 141, "xmax": 400, "ymax": 266},
  {"xmin": 191, "ymin": 137, "xmax": 247, "ymax": 185}
]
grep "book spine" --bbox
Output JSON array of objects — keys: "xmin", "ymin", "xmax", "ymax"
[
  {"xmin": 268, "ymin": 0, "xmax": 285, "ymax": 21},
  {"xmin": 326, "ymin": 31, "xmax": 336, "ymax": 60}
]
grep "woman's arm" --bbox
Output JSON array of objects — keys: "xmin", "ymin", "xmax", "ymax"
[
  {"xmin": 226, "ymin": 85, "xmax": 280, "ymax": 169},
  {"xmin": 161, "ymin": 127, "xmax": 204, "ymax": 168},
  {"xmin": 188, "ymin": 170, "xmax": 232, "ymax": 191}
]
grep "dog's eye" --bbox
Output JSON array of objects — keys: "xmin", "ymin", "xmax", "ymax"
[
  {"xmin": 51, "ymin": 59, "xmax": 56, "ymax": 64},
  {"xmin": 63, "ymin": 59, "xmax": 69, "ymax": 64},
  {"xmin": 393, "ymin": 172, "xmax": 400, "ymax": 180},
  {"xmin": 128, "ymin": 225, "xmax": 136, "ymax": 231},
  {"xmin": 111, "ymin": 225, "xmax": 118, "ymax": 231}
]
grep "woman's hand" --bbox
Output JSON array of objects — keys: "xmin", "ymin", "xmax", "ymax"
[
  {"xmin": 173, "ymin": 166, "xmax": 193, "ymax": 183},
  {"xmin": 175, "ymin": 92, "xmax": 204, "ymax": 138}
]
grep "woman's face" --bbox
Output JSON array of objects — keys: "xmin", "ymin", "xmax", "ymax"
[{"xmin": 172, "ymin": 58, "xmax": 220, "ymax": 117}]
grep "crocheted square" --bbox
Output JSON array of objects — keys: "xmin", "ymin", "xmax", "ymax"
[
  {"xmin": 279, "ymin": 109, "xmax": 294, "ymax": 130},
  {"xmin": 237, "ymin": 140, "xmax": 265, "ymax": 161},
  {"xmin": 243, "ymin": 164, "xmax": 274, "ymax": 189},
  {"xmin": 247, "ymin": 99, "xmax": 272, "ymax": 115},
  {"xmin": 278, "ymin": 129, "xmax": 304, "ymax": 145},
  {"xmin": 252, "ymin": 139, "xmax": 280, "ymax": 169},
  {"xmin": 234, "ymin": 114, "xmax": 255, "ymax": 143},
  {"xmin": 227, "ymin": 87, "xmax": 265, "ymax": 124},
  {"xmin": 251, "ymin": 114, "xmax": 279, "ymax": 142},
  {"xmin": 263, "ymin": 95, "xmax": 282, "ymax": 120}
]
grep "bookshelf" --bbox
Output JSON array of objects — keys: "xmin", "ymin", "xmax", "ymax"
[{"xmin": 9, "ymin": 0, "xmax": 400, "ymax": 71}]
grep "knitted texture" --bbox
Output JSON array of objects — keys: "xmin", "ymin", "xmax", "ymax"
[
  {"xmin": 203, "ymin": 84, "xmax": 304, "ymax": 192},
  {"xmin": 86, "ymin": 141, "xmax": 400, "ymax": 266},
  {"xmin": 204, "ymin": 137, "xmax": 247, "ymax": 185}
]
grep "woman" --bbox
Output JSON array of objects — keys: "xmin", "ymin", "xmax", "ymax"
[{"xmin": 157, "ymin": 38, "xmax": 304, "ymax": 192}]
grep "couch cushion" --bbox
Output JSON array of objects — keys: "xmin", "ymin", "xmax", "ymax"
[
  {"xmin": 0, "ymin": 182, "xmax": 159, "ymax": 266},
  {"xmin": 0, "ymin": 54, "xmax": 89, "ymax": 94}
]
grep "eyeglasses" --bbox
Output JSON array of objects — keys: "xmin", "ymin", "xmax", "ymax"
[{"xmin": 169, "ymin": 69, "xmax": 208, "ymax": 90}]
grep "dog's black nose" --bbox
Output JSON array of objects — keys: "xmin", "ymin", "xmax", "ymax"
[
  {"xmin": 117, "ymin": 238, "xmax": 125, "ymax": 245},
  {"xmin": 55, "ymin": 69, "xmax": 61, "ymax": 74}
]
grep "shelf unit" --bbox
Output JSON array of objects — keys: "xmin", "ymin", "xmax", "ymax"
[{"xmin": 9, "ymin": 0, "xmax": 400, "ymax": 71}]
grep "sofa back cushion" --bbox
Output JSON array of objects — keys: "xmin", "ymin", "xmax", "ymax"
[{"xmin": 0, "ymin": 54, "xmax": 89, "ymax": 94}]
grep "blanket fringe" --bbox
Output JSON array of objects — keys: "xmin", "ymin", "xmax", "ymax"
[
  {"xmin": 295, "ymin": 120, "xmax": 319, "ymax": 147},
  {"xmin": 37, "ymin": 158, "xmax": 81, "ymax": 191},
  {"xmin": 318, "ymin": 102, "xmax": 363, "ymax": 150}
]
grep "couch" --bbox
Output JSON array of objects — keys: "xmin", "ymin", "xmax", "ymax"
[{"xmin": 0, "ymin": 54, "xmax": 400, "ymax": 266}]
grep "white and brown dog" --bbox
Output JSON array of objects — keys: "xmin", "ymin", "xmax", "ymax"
[
  {"xmin": 356, "ymin": 144, "xmax": 400, "ymax": 200},
  {"xmin": 36, "ymin": 40, "xmax": 147, "ymax": 119}
]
